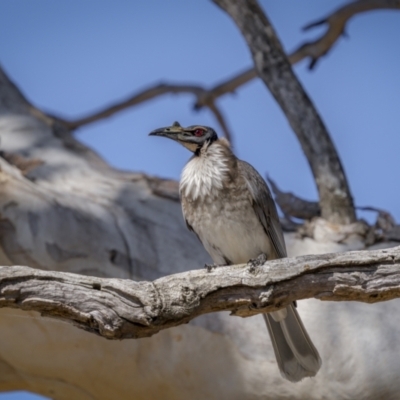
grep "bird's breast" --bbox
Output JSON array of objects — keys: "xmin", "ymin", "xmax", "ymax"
[
  {"xmin": 180, "ymin": 149, "xmax": 230, "ymax": 201},
  {"xmin": 181, "ymin": 176, "xmax": 272, "ymax": 265}
]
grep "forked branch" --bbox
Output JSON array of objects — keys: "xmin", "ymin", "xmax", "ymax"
[
  {"xmin": 294, "ymin": 0, "xmax": 400, "ymax": 69},
  {"xmin": 58, "ymin": 0, "xmax": 400, "ymax": 133}
]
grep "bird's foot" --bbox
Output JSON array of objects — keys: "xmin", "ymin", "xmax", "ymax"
[
  {"xmin": 204, "ymin": 263, "xmax": 219, "ymax": 272},
  {"xmin": 248, "ymin": 253, "xmax": 268, "ymax": 273}
]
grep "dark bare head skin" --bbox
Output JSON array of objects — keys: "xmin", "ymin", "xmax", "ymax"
[{"xmin": 149, "ymin": 121, "xmax": 218, "ymax": 153}]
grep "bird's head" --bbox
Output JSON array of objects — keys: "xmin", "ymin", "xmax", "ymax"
[{"xmin": 149, "ymin": 121, "xmax": 218, "ymax": 154}]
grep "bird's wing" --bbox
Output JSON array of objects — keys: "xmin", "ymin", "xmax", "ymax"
[
  {"xmin": 180, "ymin": 196, "xmax": 195, "ymax": 231},
  {"xmin": 238, "ymin": 160, "xmax": 287, "ymax": 258}
]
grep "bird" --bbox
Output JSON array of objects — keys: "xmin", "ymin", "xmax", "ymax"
[{"xmin": 149, "ymin": 121, "xmax": 321, "ymax": 382}]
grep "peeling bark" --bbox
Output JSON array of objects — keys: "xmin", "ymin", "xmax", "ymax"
[{"xmin": 1, "ymin": 246, "xmax": 399, "ymax": 340}]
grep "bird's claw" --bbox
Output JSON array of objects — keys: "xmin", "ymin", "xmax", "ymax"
[
  {"xmin": 204, "ymin": 263, "xmax": 218, "ymax": 272},
  {"xmin": 248, "ymin": 253, "xmax": 268, "ymax": 272}
]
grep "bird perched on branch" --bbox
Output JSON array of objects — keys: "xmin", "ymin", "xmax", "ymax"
[{"xmin": 149, "ymin": 122, "xmax": 321, "ymax": 382}]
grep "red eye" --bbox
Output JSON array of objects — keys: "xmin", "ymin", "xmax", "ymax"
[{"xmin": 194, "ymin": 129, "xmax": 204, "ymax": 137}]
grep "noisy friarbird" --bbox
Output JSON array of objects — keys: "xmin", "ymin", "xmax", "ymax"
[{"xmin": 149, "ymin": 122, "xmax": 321, "ymax": 382}]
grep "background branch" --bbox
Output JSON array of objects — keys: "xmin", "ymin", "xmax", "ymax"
[
  {"xmin": 292, "ymin": 0, "xmax": 400, "ymax": 69},
  {"xmin": 56, "ymin": 0, "xmax": 400, "ymax": 135},
  {"xmin": 213, "ymin": 0, "xmax": 356, "ymax": 225},
  {"xmin": 59, "ymin": 83, "xmax": 234, "ymax": 143},
  {"xmin": 1, "ymin": 246, "xmax": 399, "ymax": 340},
  {"xmin": 267, "ymin": 175, "xmax": 321, "ymax": 220}
]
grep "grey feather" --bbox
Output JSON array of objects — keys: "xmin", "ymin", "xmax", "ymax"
[
  {"xmin": 238, "ymin": 160, "xmax": 321, "ymax": 381},
  {"xmin": 238, "ymin": 160, "xmax": 286, "ymax": 258},
  {"xmin": 264, "ymin": 306, "xmax": 321, "ymax": 382}
]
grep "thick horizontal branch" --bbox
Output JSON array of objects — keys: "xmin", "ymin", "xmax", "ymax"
[{"xmin": 1, "ymin": 246, "xmax": 399, "ymax": 340}]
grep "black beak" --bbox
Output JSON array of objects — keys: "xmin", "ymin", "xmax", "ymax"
[
  {"xmin": 149, "ymin": 124, "xmax": 184, "ymax": 138},
  {"xmin": 148, "ymin": 128, "xmax": 167, "ymax": 137}
]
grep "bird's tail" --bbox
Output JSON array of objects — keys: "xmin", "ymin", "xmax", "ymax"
[{"xmin": 263, "ymin": 304, "xmax": 321, "ymax": 382}]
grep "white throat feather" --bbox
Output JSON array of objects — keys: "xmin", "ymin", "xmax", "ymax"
[{"xmin": 180, "ymin": 142, "xmax": 230, "ymax": 200}]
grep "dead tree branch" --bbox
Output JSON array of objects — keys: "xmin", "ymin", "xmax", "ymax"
[
  {"xmin": 213, "ymin": 0, "xmax": 356, "ymax": 225},
  {"xmin": 294, "ymin": 0, "xmax": 400, "ymax": 69},
  {"xmin": 1, "ymin": 246, "xmax": 399, "ymax": 340},
  {"xmin": 358, "ymin": 206, "xmax": 400, "ymax": 243},
  {"xmin": 267, "ymin": 175, "xmax": 321, "ymax": 220},
  {"xmin": 59, "ymin": 83, "xmax": 234, "ymax": 144},
  {"xmin": 56, "ymin": 1, "xmax": 400, "ymax": 135}
]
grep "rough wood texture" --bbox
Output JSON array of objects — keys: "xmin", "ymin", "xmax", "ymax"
[
  {"xmin": 213, "ymin": 0, "xmax": 356, "ymax": 225},
  {"xmin": 1, "ymin": 246, "xmax": 400, "ymax": 340}
]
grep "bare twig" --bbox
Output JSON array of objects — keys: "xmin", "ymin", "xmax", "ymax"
[
  {"xmin": 63, "ymin": 83, "xmax": 202, "ymax": 129},
  {"xmin": 207, "ymin": 101, "xmax": 232, "ymax": 143},
  {"xmin": 59, "ymin": 83, "xmax": 234, "ymax": 144},
  {"xmin": 358, "ymin": 206, "xmax": 397, "ymax": 231},
  {"xmin": 194, "ymin": 68, "xmax": 257, "ymax": 109},
  {"xmin": 1, "ymin": 246, "xmax": 399, "ymax": 339},
  {"xmin": 293, "ymin": 0, "xmax": 400, "ymax": 69},
  {"xmin": 357, "ymin": 206, "xmax": 400, "ymax": 242}
]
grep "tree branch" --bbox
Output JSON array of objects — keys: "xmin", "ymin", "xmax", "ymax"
[
  {"xmin": 58, "ymin": 83, "xmax": 234, "ymax": 144},
  {"xmin": 1, "ymin": 246, "xmax": 399, "ymax": 339},
  {"xmin": 358, "ymin": 206, "xmax": 400, "ymax": 243},
  {"xmin": 267, "ymin": 175, "xmax": 321, "ymax": 220},
  {"xmin": 213, "ymin": 0, "xmax": 356, "ymax": 225},
  {"xmin": 56, "ymin": 1, "xmax": 400, "ymax": 133},
  {"xmin": 294, "ymin": 0, "xmax": 400, "ymax": 69}
]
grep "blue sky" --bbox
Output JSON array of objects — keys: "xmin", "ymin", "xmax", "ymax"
[
  {"xmin": 0, "ymin": 1, "xmax": 399, "ymax": 398},
  {"xmin": 0, "ymin": 394, "xmax": 46, "ymax": 400}
]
